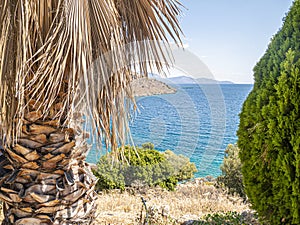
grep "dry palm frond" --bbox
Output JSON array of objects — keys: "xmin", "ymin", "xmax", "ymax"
[{"xmin": 0, "ymin": 0, "xmax": 182, "ymax": 151}]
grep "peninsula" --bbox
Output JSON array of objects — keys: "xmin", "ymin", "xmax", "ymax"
[{"xmin": 131, "ymin": 78, "xmax": 177, "ymax": 97}]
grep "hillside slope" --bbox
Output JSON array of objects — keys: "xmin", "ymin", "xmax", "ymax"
[{"xmin": 131, "ymin": 78, "xmax": 176, "ymax": 97}]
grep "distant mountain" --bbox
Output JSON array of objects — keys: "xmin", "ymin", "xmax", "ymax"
[
  {"xmin": 168, "ymin": 76, "xmax": 197, "ymax": 84},
  {"xmin": 166, "ymin": 76, "xmax": 234, "ymax": 84},
  {"xmin": 196, "ymin": 78, "xmax": 234, "ymax": 84},
  {"xmin": 148, "ymin": 74, "xmax": 234, "ymax": 84}
]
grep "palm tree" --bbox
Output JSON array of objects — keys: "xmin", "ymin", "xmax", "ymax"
[{"xmin": 0, "ymin": 0, "xmax": 182, "ymax": 224}]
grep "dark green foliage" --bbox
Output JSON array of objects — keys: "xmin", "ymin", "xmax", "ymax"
[
  {"xmin": 94, "ymin": 156, "xmax": 126, "ymax": 190},
  {"xmin": 93, "ymin": 144, "xmax": 197, "ymax": 191},
  {"xmin": 142, "ymin": 142, "xmax": 155, "ymax": 150},
  {"xmin": 194, "ymin": 211, "xmax": 259, "ymax": 225},
  {"xmin": 238, "ymin": 1, "xmax": 300, "ymax": 224},
  {"xmin": 217, "ymin": 144, "xmax": 246, "ymax": 199}
]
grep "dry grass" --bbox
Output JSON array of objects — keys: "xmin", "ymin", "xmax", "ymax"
[
  {"xmin": 95, "ymin": 178, "xmax": 252, "ymax": 225},
  {"xmin": 0, "ymin": 179, "xmax": 253, "ymax": 225}
]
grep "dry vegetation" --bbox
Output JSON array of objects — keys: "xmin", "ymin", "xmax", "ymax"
[
  {"xmin": 0, "ymin": 178, "xmax": 256, "ymax": 225},
  {"xmin": 94, "ymin": 178, "xmax": 254, "ymax": 225}
]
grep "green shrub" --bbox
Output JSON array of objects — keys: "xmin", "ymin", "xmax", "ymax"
[
  {"xmin": 195, "ymin": 211, "xmax": 259, "ymax": 225},
  {"xmin": 142, "ymin": 142, "xmax": 155, "ymax": 150},
  {"xmin": 238, "ymin": 1, "xmax": 300, "ymax": 224},
  {"xmin": 93, "ymin": 144, "xmax": 197, "ymax": 191},
  {"xmin": 164, "ymin": 150, "xmax": 197, "ymax": 181},
  {"xmin": 93, "ymin": 155, "xmax": 126, "ymax": 191},
  {"xmin": 217, "ymin": 144, "xmax": 245, "ymax": 199}
]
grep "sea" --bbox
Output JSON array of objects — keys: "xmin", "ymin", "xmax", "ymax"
[{"xmin": 86, "ymin": 84, "xmax": 253, "ymax": 178}]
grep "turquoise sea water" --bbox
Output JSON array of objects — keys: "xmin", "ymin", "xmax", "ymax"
[{"xmin": 86, "ymin": 84, "xmax": 252, "ymax": 178}]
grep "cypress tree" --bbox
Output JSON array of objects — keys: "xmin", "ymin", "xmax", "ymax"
[{"xmin": 238, "ymin": 1, "xmax": 300, "ymax": 224}]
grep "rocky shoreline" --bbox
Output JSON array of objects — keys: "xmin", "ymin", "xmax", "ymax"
[{"xmin": 131, "ymin": 78, "xmax": 176, "ymax": 97}]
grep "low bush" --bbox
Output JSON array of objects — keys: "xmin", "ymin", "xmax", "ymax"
[
  {"xmin": 196, "ymin": 211, "xmax": 259, "ymax": 225},
  {"xmin": 164, "ymin": 150, "xmax": 197, "ymax": 181},
  {"xmin": 216, "ymin": 144, "xmax": 246, "ymax": 199},
  {"xmin": 93, "ymin": 144, "xmax": 197, "ymax": 191}
]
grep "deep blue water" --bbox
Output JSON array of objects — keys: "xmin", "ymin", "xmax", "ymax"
[{"xmin": 86, "ymin": 84, "xmax": 252, "ymax": 177}]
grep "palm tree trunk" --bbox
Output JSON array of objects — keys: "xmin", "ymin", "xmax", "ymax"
[
  {"xmin": 0, "ymin": 102, "xmax": 98, "ymax": 225},
  {"xmin": 0, "ymin": 1, "xmax": 183, "ymax": 224}
]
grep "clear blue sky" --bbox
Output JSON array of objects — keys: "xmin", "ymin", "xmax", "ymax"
[{"xmin": 178, "ymin": 0, "xmax": 294, "ymax": 83}]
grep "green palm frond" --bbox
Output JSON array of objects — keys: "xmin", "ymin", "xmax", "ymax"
[{"xmin": 0, "ymin": 0, "xmax": 182, "ymax": 149}]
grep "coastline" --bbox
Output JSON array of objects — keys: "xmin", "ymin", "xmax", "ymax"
[{"xmin": 131, "ymin": 78, "xmax": 177, "ymax": 97}]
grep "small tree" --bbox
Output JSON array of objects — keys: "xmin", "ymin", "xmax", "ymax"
[
  {"xmin": 217, "ymin": 144, "xmax": 245, "ymax": 199},
  {"xmin": 164, "ymin": 150, "xmax": 197, "ymax": 181},
  {"xmin": 93, "ymin": 144, "xmax": 197, "ymax": 191},
  {"xmin": 142, "ymin": 142, "xmax": 155, "ymax": 150}
]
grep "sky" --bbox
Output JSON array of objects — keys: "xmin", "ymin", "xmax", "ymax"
[{"xmin": 176, "ymin": 0, "xmax": 294, "ymax": 84}]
